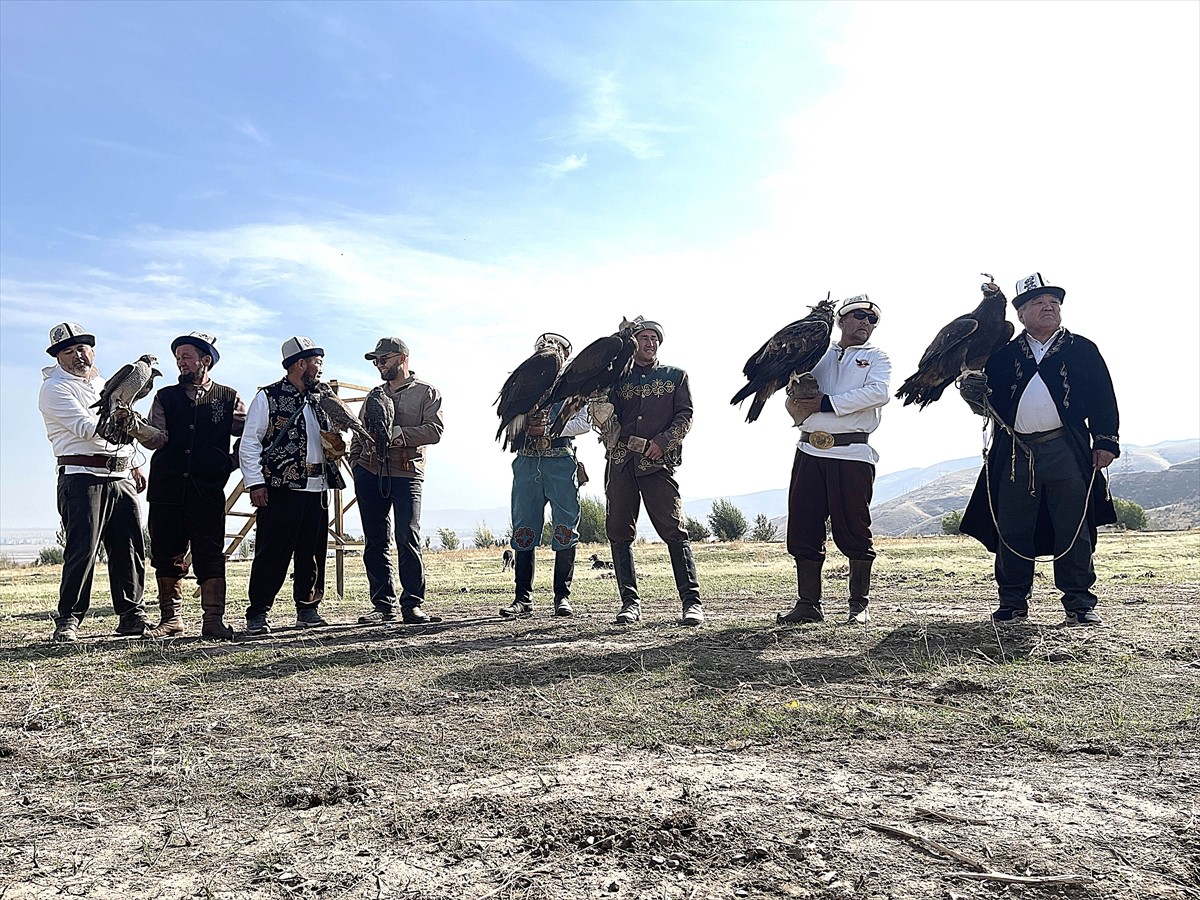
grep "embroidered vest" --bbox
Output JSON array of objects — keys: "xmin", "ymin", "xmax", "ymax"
[
  {"xmin": 260, "ymin": 380, "xmax": 345, "ymax": 490},
  {"xmin": 147, "ymin": 383, "xmax": 238, "ymax": 503}
]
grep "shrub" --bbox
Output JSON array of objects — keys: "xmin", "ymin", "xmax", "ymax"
[
  {"xmin": 749, "ymin": 513, "xmax": 780, "ymax": 542},
  {"xmin": 1112, "ymin": 497, "xmax": 1148, "ymax": 531},
  {"xmin": 708, "ymin": 499, "xmax": 748, "ymax": 542},
  {"xmin": 438, "ymin": 528, "xmax": 460, "ymax": 551},
  {"xmin": 37, "ymin": 546, "xmax": 65, "ymax": 566},
  {"xmin": 942, "ymin": 510, "xmax": 963, "ymax": 535},
  {"xmin": 684, "ymin": 515, "xmax": 711, "ymax": 542},
  {"xmin": 472, "ymin": 521, "xmax": 495, "ymax": 549},
  {"xmin": 579, "ymin": 496, "xmax": 607, "ymax": 544}
]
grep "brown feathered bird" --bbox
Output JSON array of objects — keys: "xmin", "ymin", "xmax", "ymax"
[
  {"xmin": 311, "ymin": 382, "xmax": 371, "ymax": 441},
  {"xmin": 495, "ymin": 337, "xmax": 569, "ymax": 451},
  {"xmin": 730, "ymin": 296, "xmax": 836, "ymax": 423},
  {"xmin": 361, "ymin": 385, "xmax": 395, "ymax": 460},
  {"xmin": 895, "ymin": 277, "xmax": 1014, "ymax": 408},
  {"xmin": 92, "ymin": 354, "xmax": 162, "ymax": 443},
  {"xmin": 544, "ymin": 319, "xmax": 638, "ymax": 437}
]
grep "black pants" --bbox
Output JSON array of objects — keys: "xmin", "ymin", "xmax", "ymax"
[
  {"xmin": 148, "ymin": 483, "xmax": 227, "ymax": 582},
  {"xmin": 786, "ymin": 450, "xmax": 876, "ymax": 564},
  {"xmin": 604, "ymin": 462, "xmax": 687, "ymax": 543},
  {"xmin": 995, "ymin": 435, "xmax": 1097, "ymax": 611},
  {"xmin": 55, "ymin": 474, "xmax": 145, "ymax": 622},
  {"xmin": 246, "ymin": 487, "xmax": 328, "ymax": 618},
  {"xmin": 354, "ymin": 466, "xmax": 425, "ymax": 611}
]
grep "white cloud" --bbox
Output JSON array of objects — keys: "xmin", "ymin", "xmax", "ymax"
[
  {"xmin": 231, "ymin": 118, "xmax": 269, "ymax": 145},
  {"xmin": 542, "ymin": 153, "xmax": 588, "ymax": 177}
]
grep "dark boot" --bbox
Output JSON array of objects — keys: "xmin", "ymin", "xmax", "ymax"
[
  {"xmin": 553, "ymin": 547, "xmax": 576, "ymax": 617},
  {"xmin": 200, "ymin": 578, "xmax": 235, "ymax": 640},
  {"xmin": 611, "ymin": 542, "xmax": 640, "ymax": 625},
  {"xmin": 145, "ymin": 577, "xmax": 185, "ymax": 639},
  {"xmin": 500, "ymin": 550, "xmax": 535, "ymax": 618},
  {"xmin": 668, "ymin": 541, "xmax": 704, "ymax": 626},
  {"xmin": 848, "ymin": 559, "xmax": 872, "ymax": 625},
  {"xmin": 778, "ymin": 559, "xmax": 824, "ymax": 624}
]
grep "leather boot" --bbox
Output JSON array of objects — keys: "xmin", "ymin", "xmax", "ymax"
[
  {"xmin": 200, "ymin": 578, "xmax": 235, "ymax": 640},
  {"xmin": 500, "ymin": 550, "xmax": 535, "ymax": 617},
  {"xmin": 848, "ymin": 559, "xmax": 872, "ymax": 625},
  {"xmin": 611, "ymin": 541, "xmax": 640, "ymax": 625},
  {"xmin": 145, "ymin": 577, "xmax": 185, "ymax": 638},
  {"xmin": 668, "ymin": 541, "xmax": 704, "ymax": 626},
  {"xmin": 553, "ymin": 547, "xmax": 575, "ymax": 617},
  {"xmin": 777, "ymin": 559, "xmax": 824, "ymax": 624}
]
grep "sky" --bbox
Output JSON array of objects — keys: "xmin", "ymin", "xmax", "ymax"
[{"xmin": 1, "ymin": 0, "xmax": 1197, "ymax": 530}]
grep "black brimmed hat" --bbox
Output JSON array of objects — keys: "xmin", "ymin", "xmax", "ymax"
[{"xmin": 171, "ymin": 332, "xmax": 220, "ymax": 366}]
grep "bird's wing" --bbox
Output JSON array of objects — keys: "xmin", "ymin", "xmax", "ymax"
[
  {"xmin": 915, "ymin": 316, "xmax": 979, "ymax": 371},
  {"xmin": 94, "ymin": 363, "xmax": 136, "ymax": 408},
  {"xmin": 496, "ymin": 351, "xmax": 562, "ymax": 424},
  {"xmin": 546, "ymin": 334, "xmax": 626, "ymax": 405}
]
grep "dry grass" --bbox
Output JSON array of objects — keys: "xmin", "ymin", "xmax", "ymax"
[{"xmin": 1, "ymin": 532, "xmax": 1198, "ymax": 899}]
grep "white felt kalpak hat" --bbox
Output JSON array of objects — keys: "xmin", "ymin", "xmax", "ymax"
[
  {"xmin": 1012, "ymin": 273, "xmax": 1066, "ymax": 309},
  {"xmin": 837, "ymin": 295, "xmax": 881, "ymax": 322}
]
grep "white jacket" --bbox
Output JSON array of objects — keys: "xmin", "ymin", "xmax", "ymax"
[
  {"xmin": 39, "ymin": 364, "xmax": 134, "ymax": 477},
  {"xmin": 795, "ymin": 342, "xmax": 891, "ymax": 464}
]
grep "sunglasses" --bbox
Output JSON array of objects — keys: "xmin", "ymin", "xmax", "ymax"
[
  {"xmin": 849, "ymin": 310, "xmax": 879, "ymax": 324},
  {"xmin": 372, "ymin": 354, "xmax": 399, "ymax": 366}
]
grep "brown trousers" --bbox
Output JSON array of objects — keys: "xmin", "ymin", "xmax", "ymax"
[
  {"xmin": 604, "ymin": 462, "xmax": 687, "ymax": 543},
  {"xmin": 786, "ymin": 450, "xmax": 876, "ymax": 563}
]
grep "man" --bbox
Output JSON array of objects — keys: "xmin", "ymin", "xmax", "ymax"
[
  {"xmin": 500, "ymin": 333, "xmax": 590, "ymax": 619},
  {"xmin": 137, "ymin": 333, "xmax": 246, "ymax": 639},
  {"xmin": 603, "ymin": 317, "xmax": 702, "ymax": 626},
  {"xmin": 959, "ymin": 273, "xmax": 1119, "ymax": 626},
  {"xmin": 350, "ymin": 338, "xmax": 444, "ymax": 625},
  {"xmin": 239, "ymin": 337, "xmax": 344, "ymax": 634},
  {"xmin": 777, "ymin": 296, "xmax": 891, "ymax": 626},
  {"xmin": 38, "ymin": 323, "xmax": 150, "ymax": 642}
]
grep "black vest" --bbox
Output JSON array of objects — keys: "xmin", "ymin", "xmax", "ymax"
[{"xmin": 147, "ymin": 383, "xmax": 239, "ymax": 504}]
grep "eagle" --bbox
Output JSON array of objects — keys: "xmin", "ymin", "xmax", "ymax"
[
  {"xmin": 544, "ymin": 319, "xmax": 638, "ymax": 438},
  {"xmin": 895, "ymin": 276, "xmax": 1014, "ymax": 408},
  {"xmin": 311, "ymin": 382, "xmax": 371, "ymax": 441},
  {"xmin": 494, "ymin": 341, "xmax": 567, "ymax": 451},
  {"xmin": 730, "ymin": 296, "xmax": 836, "ymax": 423},
  {"xmin": 92, "ymin": 354, "xmax": 162, "ymax": 444}
]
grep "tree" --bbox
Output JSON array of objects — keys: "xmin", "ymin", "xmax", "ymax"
[
  {"xmin": 473, "ymin": 521, "xmax": 495, "ymax": 549},
  {"xmin": 749, "ymin": 513, "xmax": 779, "ymax": 542},
  {"xmin": 1112, "ymin": 497, "xmax": 1148, "ymax": 531},
  {"xmin": 941, "ymin": 510, "xmax": 963, "ymax": 535},
  {"xmin": 438, "ymin": 528, "xmax": 460, "ymax": 551},
  {"xmin": 237, "ymin": 537, "xmax": 255, "ymax": 559},
  {"xmin": 579, "ymin": 495, "xmax": 606, "ymax": 544},
  {"xmin": 684, "ymin": 515, "xmax": 711, "ymax": 542},
  {"xmin": 708, "ymin": 499, "xmax": 748, "ymax": 542}
]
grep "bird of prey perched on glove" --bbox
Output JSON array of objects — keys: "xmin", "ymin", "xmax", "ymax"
[
  {"xmin": 730, "ymin": 295, "xmax": 836, "ymax": 423},
  {"xmin": 895, "ymin": 276, "xmax": 1014, "ymax": 409},
  {"xmin": 494, "ymin": 333, "xmax": 570, "ymax": 451},
  {"xmin": 92, "ymin": 354, "xmax": 162, "ymax": 445}
]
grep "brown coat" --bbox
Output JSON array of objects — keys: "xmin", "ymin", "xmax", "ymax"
[{"xmin": 349, "ymin": 374, "xmax": 444, "ymax": 481}]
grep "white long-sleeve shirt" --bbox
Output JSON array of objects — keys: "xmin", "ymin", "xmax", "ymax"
[
  {"xmin": 39, "ymin": 364, "xmax": 135, "ymax": 477},
  {"xmin": 238, "ymin": 389, "xmax": 327, "ymax": 492},
  {"xmin": 795, "ymin": 342, "xmax": 892, "ymax": 464},
  {"xmin": 1013, "ymin": 329, "xmax": 1066, "ymax": 434}
]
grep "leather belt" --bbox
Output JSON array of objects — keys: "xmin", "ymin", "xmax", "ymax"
[
  {"xmin": 522, "ymin": 436, "xmax": 572, "ymax": 454},
  {"xmin": 1018, "ymin": 427, "xmax": 1066, "ymax": 446},
  {"xmin": 800, "ymin": 431, "xmax": 869, "ymax": 450},
  {"xmin": 57, "ymin": 454, "xmax": 129, "ymax": 472}
]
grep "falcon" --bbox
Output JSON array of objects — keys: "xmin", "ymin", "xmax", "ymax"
[
  {"xmin": 311, "ymin": 382, "xmax": 371, "ymax": 441},
  {"xmin": 494, "ymin": 335, "xmax": 568, "ymax": 451},
  {"xmin": 544, "ymin": 319, "xmax": 638, "ymax": 437},
  {"xmin": 895, "ymin": 276, "xmax": 1014, "ymax": 409},
  {"xmin": 730, "ymin": 296, "xmax": 836, "ymax": 423},
  {"xmin": 362, "ymin": 386, "xmax": 395, "ymax": 461},
  {"xmin": 92, "ymin": 354, "xmax": 162, "ymax": 444}
]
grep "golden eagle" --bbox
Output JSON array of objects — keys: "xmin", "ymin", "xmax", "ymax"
[
  {"xmin": 494, "ymin": 337, "xmax": 568, "ymax": 451},
  {"xmin": 544, "ymin": 319, "xmax": 638, "ymax": 438},
  {"xmin": 895, "ymin": 277, "xmax": 1014, "ymax": 408},
  {"xmin": 731, "ymin": 296, "xmax": 835, "ymax": 423}
]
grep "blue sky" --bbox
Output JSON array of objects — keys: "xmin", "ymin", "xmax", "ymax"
[{"xmin": 2, "ymin": 0, "xmax": 1197, "ymax": 529}]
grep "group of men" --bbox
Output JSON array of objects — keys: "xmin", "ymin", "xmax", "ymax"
[{"xmin": 37, "ymin": 272, "xmax": 1120, "ymax": 641}]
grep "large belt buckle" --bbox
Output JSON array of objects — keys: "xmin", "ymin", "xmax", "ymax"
[
  {"xmin": 530, "ymin": 435, "xmax": 550, "ymax": 452},
  {"xmin": 106, "ymin": 456, "xmax": 126, "ymax": 473},
  {"xmin": 808, "ymin": 430, "xmax": 836, "ymax": 451},
  {"xmin": 627, "ymin": 435, "xmax": 649, "ymax": 454}
]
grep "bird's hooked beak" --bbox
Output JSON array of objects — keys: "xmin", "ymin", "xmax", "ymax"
[{"xmin": 152, "ymin": 368, "xmax": 163, "ymax": 378}]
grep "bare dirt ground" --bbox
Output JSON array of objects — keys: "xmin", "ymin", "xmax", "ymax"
[{"xmin": 1, "ymin": 532, "xmax": 1197, "ymax": 899}]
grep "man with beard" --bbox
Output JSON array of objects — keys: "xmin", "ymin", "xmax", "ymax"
[
  {"xmin": 38, "ymin": 322, "xmax": 150, "ymax": 642},
  {"xmin": 604, "ymin": 318, "xmax": 702, "ymax": 626},
  {"xmin": 137, "ymin": 332, "xmax": 246, "ymax": 639},
  {"xmin": 349, "ymin": 338, "xmax": 444, "ymax": 625},
  {"xmin": 239, "ymin": 336, "xmax": 344, "ymax": 634}
]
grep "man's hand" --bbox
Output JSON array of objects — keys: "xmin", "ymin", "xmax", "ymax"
[
  {"xmin": 644, "ymin": 439, "xmax": 665, "ymax": 461},
  {"xmin": 785, "ymin": 395, "xmax": 823, "ymax": 427},
  {"xmin": 1093, "ymin": 449, "xmax": 1116, "ymax": 470},
  {"xmin": 958, "ymin": 373, "xmax": 990, "ymax": 417},
  {"xmin": 131, "ymin": 467, "xmax": 147, "ymax": 493},
  {"xmin": 249, "ymin": 487, "xmax": 269, "ymax": 507}
]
